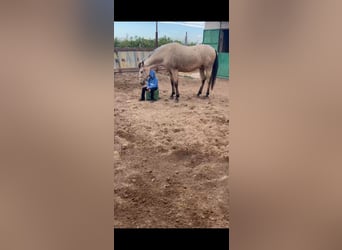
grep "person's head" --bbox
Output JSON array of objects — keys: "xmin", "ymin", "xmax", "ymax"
[{"xmin": 149, "ymin": 69, "xmax": 156, "ymax": 79}]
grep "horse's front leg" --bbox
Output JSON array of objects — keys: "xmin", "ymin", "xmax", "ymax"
[
  {"xmin": 170, "ymin": 78, "xmax": 175, "ymax": 99},
  {"xmin": 175, "ymin": 80, "xmax": 180, "ymax": 102},
  {"xmin": 170, "ymin": 70, "xmax": 179, "ymax": 101}
]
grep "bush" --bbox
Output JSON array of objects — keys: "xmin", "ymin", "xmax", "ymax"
[{"xmin": 114, "ymin": 36, "xmax": 196, "ymax": 48}]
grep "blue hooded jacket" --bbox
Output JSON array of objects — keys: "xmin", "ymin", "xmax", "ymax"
[{"xmin": 146, "ymin": 70, "xmax": 158, "ymax": 89}]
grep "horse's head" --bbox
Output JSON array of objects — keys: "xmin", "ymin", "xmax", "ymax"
[{"xmin": 138, "ymin": 61, "xmax": 149, "ymax": 85}]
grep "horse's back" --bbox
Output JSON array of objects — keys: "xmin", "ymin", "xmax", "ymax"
[
  {"xmin": 191, "ymin": 44, "xmax": 216, "ymax": 67},
  {"xmin": 154, "ymin": 43, "xmax": 216, "ymax": 71},
  {"xmin": 158, "ymin": 42, "xmax": 214, "ymax": 56},
  {"xmin": 195, "ymin": 44, "xmax": 216, "ymax": 55}
]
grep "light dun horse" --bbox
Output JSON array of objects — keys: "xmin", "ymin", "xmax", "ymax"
[{"xmin": 138, "ymin": 42, "xmax": 219, "ymax": 101}]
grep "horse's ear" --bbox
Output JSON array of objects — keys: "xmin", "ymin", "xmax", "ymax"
[{"xmin": 138, "ymin": 61, "xmax": 144, "ymax": 69}]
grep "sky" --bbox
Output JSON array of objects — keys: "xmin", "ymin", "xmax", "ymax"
[{"xmin": 114, "ymin": 22, "xmax": 205, "ymax": 44}]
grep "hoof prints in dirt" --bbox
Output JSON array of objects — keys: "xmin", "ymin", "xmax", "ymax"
[
  {"xmin": 114, "ymin": 174, "xmax": 185, "ymax": 227},
  {"xmin": 114, "ymin": 72, "xmax": 230, "ymax": 228}
]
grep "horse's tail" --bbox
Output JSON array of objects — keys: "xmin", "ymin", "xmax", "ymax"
[{"xmin": 210, "ymin": 50, "xmax": 219, "ymax": 90}]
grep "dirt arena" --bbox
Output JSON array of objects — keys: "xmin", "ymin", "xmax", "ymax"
[{"xmin": 114, "ymin": 71, "xmax": 229, "ymax": 228}]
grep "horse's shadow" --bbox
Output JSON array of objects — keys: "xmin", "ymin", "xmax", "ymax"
[
  {"xmin": 196, "ymin": 95, "xmax": 210, "ymax": 100},
  {"xmin": 161, "ymin": 94, "xmax": 210, "ymax": 102}
]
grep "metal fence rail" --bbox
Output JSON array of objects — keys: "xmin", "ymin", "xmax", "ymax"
[{"xmin": 114, "ymin": 48, "xmax": 154, "ymax": 71}]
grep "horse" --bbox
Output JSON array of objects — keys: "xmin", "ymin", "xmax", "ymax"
[{"xmin": 138, "ymin": 42, "xmax": 219, "ymax": 101}]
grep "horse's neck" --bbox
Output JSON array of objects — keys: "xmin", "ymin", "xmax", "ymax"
[{"xmin": 144, "ymin": 50, "xmax": 164, "ymax": 68}]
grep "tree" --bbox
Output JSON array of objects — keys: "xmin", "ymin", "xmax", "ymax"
[{"xmin": 114, "ymin": 36, "xmax": 197, "ymax": 48}]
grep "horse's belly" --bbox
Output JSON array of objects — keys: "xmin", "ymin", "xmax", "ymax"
[{"xmin": 178, "ymin": 63, "xmax": 201, "ymax": 72}]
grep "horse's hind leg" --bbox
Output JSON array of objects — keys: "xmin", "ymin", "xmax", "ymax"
[
  {"xmin": 197, "ymin": 68, "xmax": 206, "ymax": 96},
  {"xmin": 205, "ymin": 68, "xmax": 211, "ymax": 97}
]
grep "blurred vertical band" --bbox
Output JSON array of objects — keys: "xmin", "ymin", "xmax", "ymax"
[{"xmin": 0, "ymin": 0, "xmax": 114, "ymax": 250}]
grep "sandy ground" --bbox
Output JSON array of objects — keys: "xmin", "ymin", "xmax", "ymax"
[{"xmin": 114, "ymin": 71, "xmax": 230, "ymax": 228}]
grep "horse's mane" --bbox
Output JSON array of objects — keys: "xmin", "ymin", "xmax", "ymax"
[{"xmin": 139, "ymin": 46, "xmax": 161, "ymax": 67}]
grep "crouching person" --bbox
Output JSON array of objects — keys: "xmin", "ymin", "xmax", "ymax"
[{"xmin": 140, "ymin": 69, "xmax": 158, "ymax": 102}]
